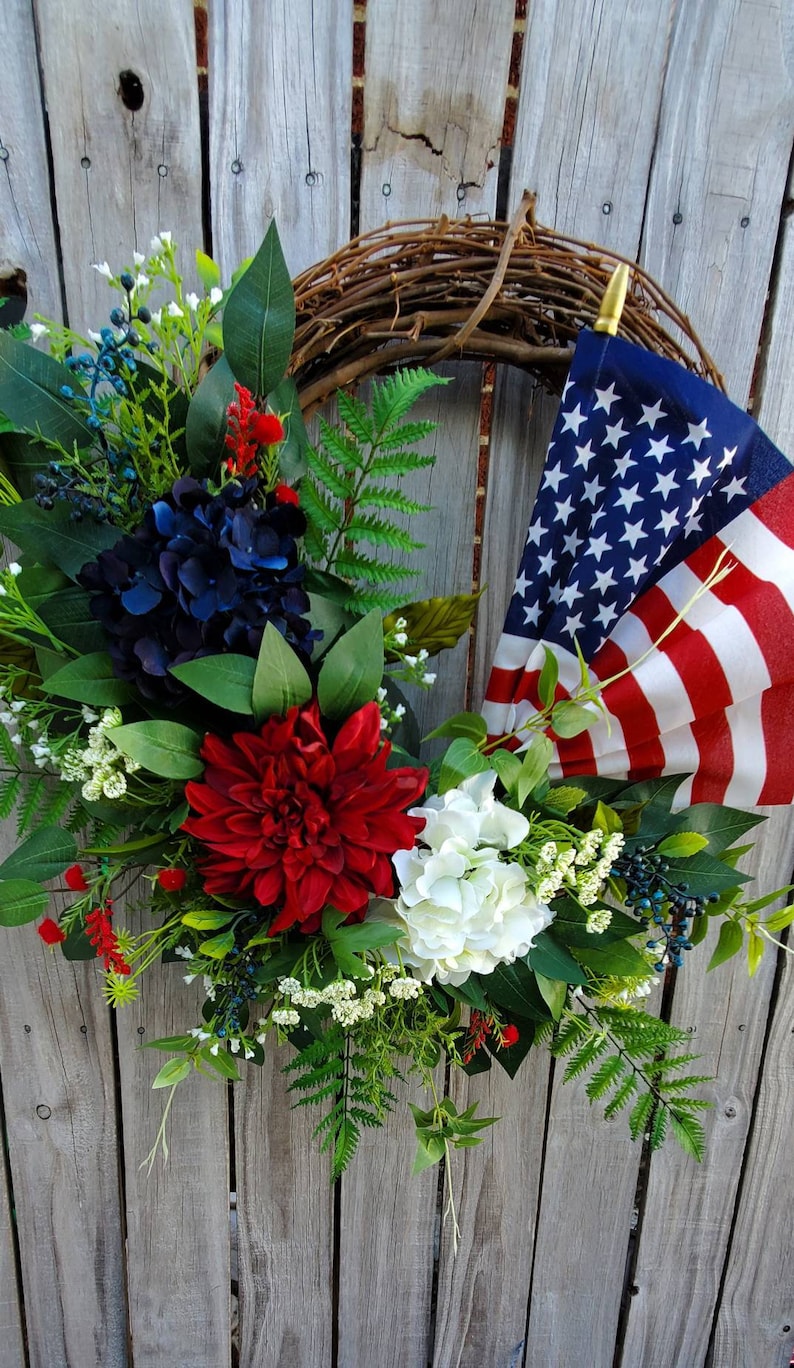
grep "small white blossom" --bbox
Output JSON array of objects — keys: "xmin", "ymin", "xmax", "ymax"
[
  {"xmin": 149, "ymin": 308, "xmax": 162, "ymax": 326},
  {"xmin": 585, "ymin": 907, "xmax": 613, "ymax": 934},
  {"xmin": 174, "ymin": 946, "xmax": 194, "ymax": 959},
  {"xmin": 133, "ymin": 251, "xmax": 146, "ymax": 267},
  {"xmin": 229, "ymin": 1038, "xmax": 241, "ymax": 1054},
  {"xmin": 272, "ymin": 1008, "xmax": 300, "ymax": 1028},
  {"xmin": 92, "ymin": 261, "xmax": 113, "ymax": 280},
  {"xmin": 101, "ymin": 772, "xmax": 127, "ymax": 800},
  {"xmin": 394, "ymin": 632, "xmax": 408, "ymax": 647},
  {"xmin": 29, "ymin": 322, "xmax": 49, "ymax": 341},
  {"xmin": 277, "ymin": 976, "xmax": 301, "ymax": 996},
  {"xmin": 7, "ymin": 562, "xmax": 21, "ymax": 577},
  {"xmin": 185, "ymin": 291, "xmax": 200, "ymax": 312},
  {"xmin": 81, "ymin": 706, "xmax": 100, "ymax": 723},
  {"xmin": 167, "ymin": 300, "xmax": 184, "ymax": 318},
  {"xmin": 159, "ymin": 231, "xmax": 172, "ymax": 246},
  {"xmin": 134, "ymin": 273, "xmax": 150, "ymax": 291},
  {"xmin": 209, "ymin": 287, "xmax": 223, "ymax": 306},
  {"xmin": 389, "ymin": 976, "xmax": 422, "ymax": 1000}
]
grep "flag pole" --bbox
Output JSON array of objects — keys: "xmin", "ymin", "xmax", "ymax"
[{"xmin": 594, "ymin": 263, "xmax": 630, "ymax": 335}]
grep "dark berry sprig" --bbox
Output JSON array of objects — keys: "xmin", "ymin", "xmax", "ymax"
[{"xmin": 611, "ymin": 844, "xmax": 719, "ymax": 971}]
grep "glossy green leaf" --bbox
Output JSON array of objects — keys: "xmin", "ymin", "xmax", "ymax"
[
  {"xmin": 0, "ymin": 879, "xmax": 49, "ymax": 926},
  {"xmin": 199, "ymin": 930, "xmax": 236, "ymax": 959},
  {"xmin": 252, "ymin": 622, "xmax": 312, "ymax": 722},
  {"xmin": 550, "ymin": 700, "xmax": 596, "ymax": 739},
  {"xmin": 657, "ymin": 831, "xmax": 710, "ymax": 859},
  {"xmin": 0, "ymin": 499, "xmax": 119, "ymax": 579},
  {"xmin": 222, "ymin": 221, "xmax": 295, "ymax": 396},
  {"xmin": 534, "ymin": 971, "xmax": 567, "ymax": 1021},
  {"xmin": 181, "ymin": 910, "xmax": 236, "ymax": 931},
  {"xmin": 195, "ymin": 249, "xmax": 221, "ymax": 291},
  {"xmin": 423, "ymin": 711, "xmax": 487, "ymax": 743},
  {"xmin": 383, "ymin": 588, "xmax": 484, "ymax": 658},
  {"xmin": 528, "ymin": 931, "xmax": 588, "ymax": 985},
  {"xmin": 573, "ymin": 940, "xmax": 651, "ymax": 977},
  {"xmin": 0, "ymin": 333, "xmax": 92, "ymax": 449},
  {"xmin": 317, "ymin": 609, "xmax": 383, "ymax": 721},
  {"xmin": 42, "ymin": 652, "xmax": 133, "ymax": 706},
  {"xmin": 35, "ymin": 586, "xmax": 106, "ymax": 653},
  {"xmin": 266, "ymin": 375, "xmax": 308, "ymax": 483},
  {"xmin": 170, "ymin": 654, "xmax": 255, "ymax": 714},
  {"xmin": 517, "ymin": 734, "xmax": 553, "ymax": 807},
  {"xmin": 152, "ymin": 1057, "xmax": 192, "ymax": 1089},
  {"xmin": 108, "ymin": 720, "xmax": 204, "ymax": 779},
  {"xmin": 0, "ymin": 826, "xmax": 76, "ymax": 884},
  {"xmin": 489, "ymin": 747, "xmax": 522, "ymax": 795},
  {"xmin": 538, "ymin": 647, "xmax": 559, "ymax": 710},
  {"xmin": 437, "ymin": 736, "xmax": 489, "ymax": 795},
  {"xmin": 184, "ymin": 353, "xmax": 236, "ymax": 478},
  {"xmin": 707, "ymin": 919, "xmax": 744, "ymax": 971}
]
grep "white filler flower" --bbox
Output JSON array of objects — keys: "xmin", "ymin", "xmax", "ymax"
[{"xmin": 384, "ymin": 771, "xmax": 555, "ymax": 985}]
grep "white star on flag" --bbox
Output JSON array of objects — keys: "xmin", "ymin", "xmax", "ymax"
[
  {"xmin": 593, "ymin": 383, "xmax": 620, "ymax": 414},
  {"xmin": 560, "ymin": 404, "xmax": 586, "ymax": 435},
  {"xmin": 683, "ymin": 417, "xmax": 711, "ymax": 449},
  {"xmin": 638, "ymin": 399, "xmax": 666, "ymax": 429}
]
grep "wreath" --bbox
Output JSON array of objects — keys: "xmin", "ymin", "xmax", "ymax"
[{"xmin": 0, "ymin": 202, "xmax": 784, "ymax": 1213}]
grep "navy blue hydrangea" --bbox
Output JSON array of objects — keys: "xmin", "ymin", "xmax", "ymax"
[{"xmin": 78, "ymin": 476, "xmax": 318, "ymax": 703}]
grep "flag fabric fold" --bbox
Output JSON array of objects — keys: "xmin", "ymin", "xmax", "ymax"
[{"xmin": 482, "ymin": 328, "xmax": 794, "ymax": 807}]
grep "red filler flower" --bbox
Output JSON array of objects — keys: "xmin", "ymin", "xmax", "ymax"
[
  {"xmin": 183, "ymin": 700, "xmax": 428, "ymax": 934},
  {"xmin": 224, "ymin": 385, "xmax": 285, "ymax": 477},
  {"xmin": 273, "ymin": 483, "xmax": 299, "ymax": 506},
  {"xmin": 252, "ymin": 413, "xmax": 285, "ymax": 446},
  {"xmin": 502, "ymin": 1024, "xmax": 520, "ymax": 1047},
  {"xmin": 86, "ymin": 901, "xmax": 131, "ymax": 975},
  {"xmin": 37, "ymin": 917, "xmax": 66, "ymax": 946},
  {"xmin": 157, "ymin": 868, "xmax": 187, "ymax": 893},
  {"xmin": 64, "ymin": 864, "xmax": 89, "ymax": 892}
]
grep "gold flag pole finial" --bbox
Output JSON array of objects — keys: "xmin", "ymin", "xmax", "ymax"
[{"xmin": 594, "ymin": 262, "xmax": 630, "ymax": 336}]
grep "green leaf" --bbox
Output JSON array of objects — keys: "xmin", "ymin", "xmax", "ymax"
[
  {"xmin": 528, "ymin": 931, "xmax": 589, "ymax": 985},
  {"xmin": 200, "ymin": 1047, "xmax": 241, "ymax": 1082},
  {"xmin": 669, "ymin": 1109, "xmax": 705, "ymax": 1161},
  {"xmin": 746, "ymin": 927, "xmax": 765, "ymax": 978},
  {"xmin": 307, "ymin": 593, "xmax": 355, "ymax": 660},
  {"xmin": 266, "ymin": 376, "xmax": 308, "ymax": 483},
  {"xmin": 195, "ymin": 249, "xmax": 221, "ymax": 291},
  {"xmin": 199, "ymin": 930, "xmax": 236, "ymax": 959},
  {"xmin": 550, "ymin": 700, "xmax": 596, "ymax": 739},
  {"xmin": 152, "ymin": 1057, "xmax": 192, "ymax": 1089},
  {"xmin": 108, "ymin": 720, "xmax": 204, "ymax": 780},
  {"xmin": 0, "ymin": 826, "xmax": 76, "ymax": 883},
  {"xmin": 326, "ymin": 921, "xmax": 404, "ymax": 954},
  {"xmin": 0, "ymin": 499, "xmax": 119, "ymax": 579},
  {"xmin": 252, "ymin": 622, "xmax": 312, "ymax": 722},
  {"xmin": 657, "ymin": 831, "xmax": 710, "ymax": 859},
  {"xmin": 486, "ymin": 960, "xmax": 552, "ymax": 1021},
  {"xmin": 423, "ymin": 712, "xmax": 487, "ymax": 744},
  {"xmin": 671, "ymin": 803, "xmax": 765, "ymax": 855},
  {"xmin": 489, "ymin": 748, "xmax": 522, "ymax": 795},
  {"xmin": 573, "ymin": 940, "xmax": 652, "ymax": 977},
  {"xmin": 144, "ymin": 1035, "xmax": 196, "ymax": 1052},
  {"xmin": 184, "ymin": 353, "xmax": 236, "ymax": 478},
  {"xmin": 0, "ymin": 332, "xmax": 93, "ymax": 449},
  {"xmin": 383, "ymin": 590, "xmax": 484, "ymax": 658},
  {"xmin": 317, "ymin": 609, "xmax": 383, "ymax": 721},
  {"xmin": 538, "ymin": 647, "xmax": 559, "ymax": 710},
  {"xmin": 534, "ymin": 972, "xmax": 567, "ymax": 1020},
  {"xmin": 371, "ymin": 368, "xmax": 447, "ymax": 433},
  {"xmin": 222, "ymin": 220, "xmax": 295, "ymax": 396},
  {"xmin": 764, "ymin": 902, "xmax": 794, "ymax": 934},
  {"xmin": 706, "ymin": 919, "xmax": 744, "ymax": 971},
  {"xmin": 181, "ymin": 910, "xmax": 236, "ymax": 931},
  {"xmin": 687, "ymin": 912, "xmax": 711, "ymax": 947},
  {"xmin": 169, "ymin": 654, "xmax": 255, "ymax": 715},
  {"xmin": 35, "ymin": 585, "xmax": 106, "ymax": 654},
  {"xmin": 0, "ymin": 879, "xmax": 49, "ymax": 926},
  {"xmin": 437, "ymin": 736, "xmax": 489, "ymax": 794},
  {"xmin": 41, "ymin": 652, "xmax": 134, "ymax": 707},
  {"xmin": 517, "ymin": 735, "xmax": 553, "ymax": 807}
]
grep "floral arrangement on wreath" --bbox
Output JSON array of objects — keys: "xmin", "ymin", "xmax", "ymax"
[{"xmin": 0, "ymin": 223, "xmax": 789, "ymax": 1192}]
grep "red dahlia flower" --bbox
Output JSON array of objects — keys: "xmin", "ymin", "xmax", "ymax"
[{"xmin": 183, "ymin": 700, "xmax": 428, "ymax": 934}]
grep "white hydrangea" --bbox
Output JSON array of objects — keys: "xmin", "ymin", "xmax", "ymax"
[
  {"xmin": 272, "ymin": 1008, "xmax": 300, "ymax": 1028},
  {"xmin": 370, "ymin": 771, "xmax": 554, "ymax": 986}
]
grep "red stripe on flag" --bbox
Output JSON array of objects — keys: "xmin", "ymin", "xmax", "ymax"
[
  {"xmin": 688, "ymin": 710, "xmax": 734, "ymax": 804},
  {"xmin": 485, "ymin": 665, "xmax": 525, "ymax": 706},
  {"xmin": 591, "ymin": 638, "xmax": 668, "ymax": 776},
  {"xmin": 758, "ymin": 683, "xmax": 794, "ymax": 803},
  {"xmin": 747, "ymin": 475, "xmax": 794, "ymax": 550}
]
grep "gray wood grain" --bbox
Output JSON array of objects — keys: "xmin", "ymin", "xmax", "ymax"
[
  {"xmin": 0, "ymin": 1133, "xmax": 25, "ymax": 1368},
  {"xmin": 208, "ymin": 0, "xmax": 353, "ymax": 279},
  {"xmin": 33, "ymin": 0, "xmax": 203, "ymax": 336},
  {"xmin": 756, "ymin": 212, "xmax": 794, "ymax": 464},
  {"xmin": 510, "ymin": 0, "xmax": 675, "ymax": 247},
  {"xmin": 360, "ymin": 0, "xmax": 515, "ymax": 224},
  {"xmin": 639, "ymin": 0, "xmax": 794, "ymax": 402},
  {"xmin": 235, "ymin": 1042, "xmax": 334, "ymax": 1367},
  {"xmin": 0, "ymin": 928, "xmax": 127, "ymax": 1368},
  {"xmin": 0, "ymin": 0, "xmax": 63, "ymax": 321},
  {"xmin": 115, "ymin": 931, "xmax": 231, "ymax": 1368},
  {"xmin": 711, "ymin": 932, "xmax": 794, "ymax": 1367}
]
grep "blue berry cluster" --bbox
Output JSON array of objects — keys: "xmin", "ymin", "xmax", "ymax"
[
  {"xmin": 612, "ymin": 844, "xmax": 719, "ymax": 971},
  {"xmin": 209, "ymin": 955, "xmax": 260, "ymax": 1040},
  {"xmin": 62, "ymin": 270, "xmax": 154, "ymax": 427}
]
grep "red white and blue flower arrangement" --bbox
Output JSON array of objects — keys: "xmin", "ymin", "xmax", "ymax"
[{"xmin": 0, "ymin": 224, "xmax": 788, "ymax": 1199}]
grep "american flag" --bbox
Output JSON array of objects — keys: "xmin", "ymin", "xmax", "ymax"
[{"xmin": 482, "ymin": 328, "xmax": 794, "ymax": 807}]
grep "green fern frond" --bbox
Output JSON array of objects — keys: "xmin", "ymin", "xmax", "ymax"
[
  {"xmin": 345, "ymin": 516, "xmax": 421, "ymax": 553},
  {"xmin": 357, "ymin": 486, "xmax": 432, "ymax": 515},
  {"xmin": 649, "ymin": 1102, "xmax": 669, "ymax": 1151},
  {"xmin": 17, "ymin": 775, "xmax": 45, "ymax": 837},
  {"xmin": 371, "ymin": 368, "xmax": 446, "ymax": 435},
  {"xmin": 317, "ymin": 417, "xmax": 366, "ymax": 474},
  {"xmin": 376, "ymin": 419, "xmax": 440, "ymax": 449},
  {"xmin": 368, "ymin": 451, "xmax": 436, "ymax": 477},
  {"xmin": 628, "ymin": 1091, "xmax": 655, "ymax": 1142},
  {"xmin": 306, "ymin": 443, "xmax": 355, "ymax": 500},
  {"xmin": 603, "ymin": 1073, "xmax": 638, "ymax": 1119},
  {"xmin": 300, "ymin": 476, "xmax": 342, "ymax": 536},
  {"xmin": 550, "ymin": 1014, "xmax": 589, "ymax": 1057},
  {"xmin": 343, "ymin": 588, "xmax": 409, "ymax": 614},
  {"xmin": 585, "ymin": 1053, "xmax": 625, "ymax": 1101},
  {"xmin": 0, "ymin": 725, "xmax": 19, "ymax": 768},
  {"xmin": 669, "ymin": 1110, "xmax": 706, "ymax": 1161},
  {"xmin": 0, "ymin": 772, "xmax": 21, "ymax": 820},
  {"xmin": 563, "ymin": 1033, "xmax": 609, "ymax": 1082},
  {"xmin": 335, "ymin": 553, "xmax": 417, "ymax": 586},
  {"xmin": 336, "ymin": 391, "xmax": 375, "ymax": 445}
]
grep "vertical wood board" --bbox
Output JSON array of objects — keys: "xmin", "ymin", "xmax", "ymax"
[
  {"xmin": 619, "ymin": 811, "xmax": 794, "ymax": 1367},
  {"xmin": 115, "ymin": 933, "xmax": 231, "ymax": 1368},
  {"xmin": 509, "ymin": 0, "xmax": 675, "ymax": 246},
  {"xmin": 0, "ymin": 1127, "xmax": 25, "ymax": 1368},
  {"xmin": 360, "ymin": 0, "xmax": 515, "ymax": 224},
  {"xmin": 33, "ymin": 0, "xmax": 203, "ymax": 335},
  {"xmin": 755, "ymin": 211, "xmax": 794, "ymax": 462},
  {"xmin": 0, "ymin": 2, "xmax": 62, "ymax": 321},
  {"xmin": 235, "ymin": 1045, "xmax": 334, "ymax": 1368},
  {"xmin": 710, "ymin": 946, "xmax": 794, "ymax": 1368},
  {"xmin": 639, "ymin": 0, "xmax": 794, "ymax": 402},
  {"xmin": 208, "ymin": 0, "xmax": 354, "ymax": 278},
  {"xmin": 0, "ymin": 927, "xmax": 127, "ymax": 1368}
]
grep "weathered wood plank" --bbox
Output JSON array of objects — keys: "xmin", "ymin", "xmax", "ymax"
[
  {"xmin": 710, "ymin": 936, "xmax": 794, "ymax": 1367},
  {"xmin": 431, "ymin": 1057, "xmax": 551, "ymax": 1368},
  {"xmin": 509, "ymin": 0, "xmax": 675, "ymax": 246},
  {"xmin": 755, "ymin": 211, "xmax": 794, "ymax": 463},
  {"xmin": 33, "ymin": 0, "xmax": 203, "ymax": 335},
  {"xmin": 208, "ymin": 0, "xmax": 353, "ymax": 278},
  {"xmin": 0, "ymin": 1, "xmax": 62, "ymax": 321},
  {"xmin": 0, "ymin": 927, "xmax": 127, "ymax": 1368},
  {"xmin": 639, "ymin": 0, "xmax": 794, "ymax": 402},
  {"xmin": 234, "ymin": 1044, "xmax": 334, "ymax": 1367},
  {"xmin": 619, "ymin": 812, "xmax": 794, "ymax": 1367},
  {"xmin": 0, "ymin": 1130, "xmax": 25, "ymax": 1368},
  {"xmin": 115, "ymin": 935, "xmax": 231, "ymax": 1368},
  {"xmin": 359, "ymin": 0, "xmax": 515, "ymax": 224}
]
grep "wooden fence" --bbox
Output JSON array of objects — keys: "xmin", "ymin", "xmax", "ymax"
[{"xmin": 0, "ymin": 1, "xmax": 793, "ymax": 1364}]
